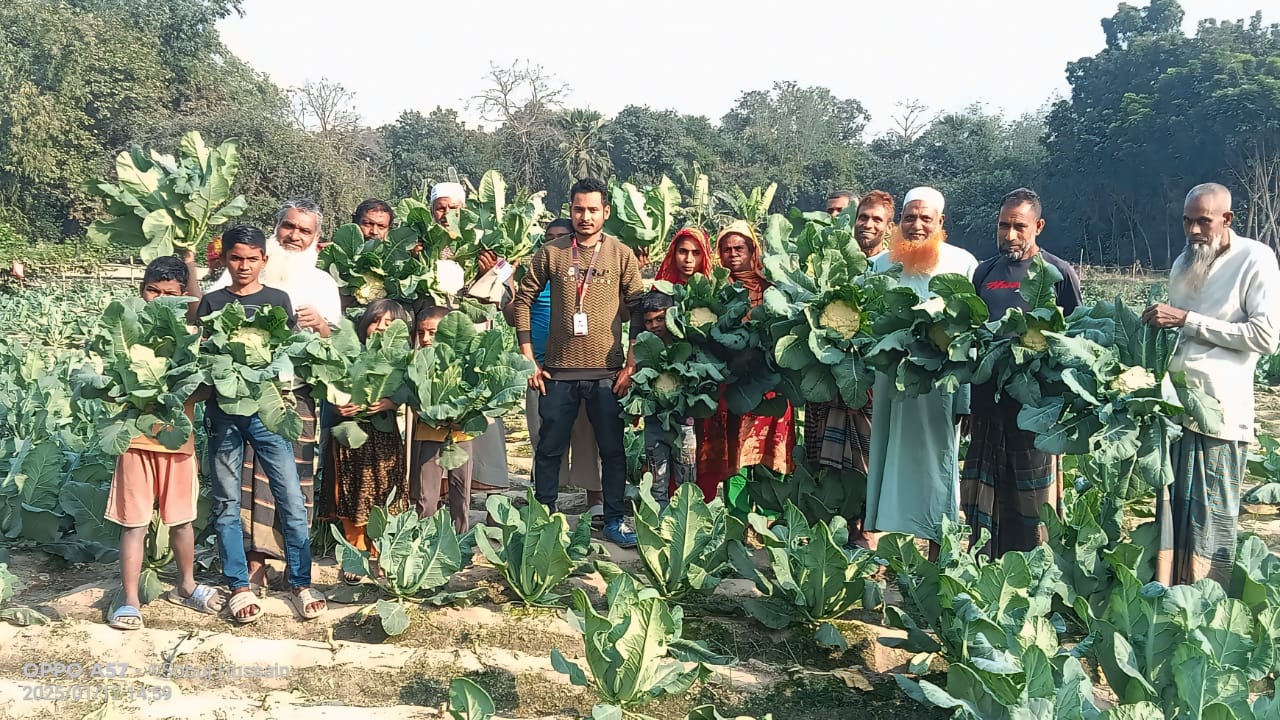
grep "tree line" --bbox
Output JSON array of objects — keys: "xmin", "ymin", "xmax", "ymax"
[{"xmin": 1, "ymin": 0, "xmax": 1277, "ymax": 269}]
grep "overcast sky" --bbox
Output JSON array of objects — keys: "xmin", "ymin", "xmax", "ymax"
[{"xmin": 217, "ymin": 0, "xmax": 1272, "ymax": 136}]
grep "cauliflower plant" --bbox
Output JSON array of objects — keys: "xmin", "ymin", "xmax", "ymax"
[
  {"xmin": 1020, "ymin": 327, "xmax": 1049, "ymax": 352},
  {"xmin": 818, "ymin": 299, "xmax": 861, "ymax": 340},
  {"xmin": 928, "ymin": 323, "xmax": 952, "ymax": 353},
  {"xmin": 355, "ymin": 273, "xmax": 387, "ymax": 304},
  {"xmin": 1110, "ymin": 365, "xmax": 1157, "ymax": 394},
  {"xmin": 434, "ymin": 259, "xmax": 466, "ymax": 296},
  {"xmin": 689, "ymin": 307, "xmax": 718, "ymax": 328}
]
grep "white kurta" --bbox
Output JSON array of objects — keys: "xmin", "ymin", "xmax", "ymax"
[{"xmin": 864, "ymin": 244, "xmax": 979, "ymax": 541}]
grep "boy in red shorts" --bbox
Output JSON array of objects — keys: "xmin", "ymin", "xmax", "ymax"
[{"xmin": 106, "ymin": 256, "xmax": 223, "ymax": 629}]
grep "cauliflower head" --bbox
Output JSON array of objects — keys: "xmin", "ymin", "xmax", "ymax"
[
  {"xmin": 689, "ymin": 306, "xmax": 718, "ymax": 328},
  {"xmin": 819, "ymin": 299, "xmax": 862, "ymax": 340},
  {"xmin": 435, "ymin": 259, "xmax": 466, "ymax": 296},
  {"xmin": 355, "ymin": 274, "xmax": 387, "ymax": 304},
  {"xmin": 230, "ymin": 326, "xmax": 275, "ymax": 367},
  {"xmin": 653, "ymin": 372, "xmax": 681, "ymax": 397},
  {"xmin": 1110, "ymin": 365, "xmax": 1157, "ymax": 394},
  {"xmin": 1019, "ymin": 327, "xmax": 1049, "ymax": 352}
]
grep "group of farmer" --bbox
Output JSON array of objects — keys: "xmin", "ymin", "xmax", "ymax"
[{"xmin": 104, "ymin": 176, "xmax": 1279, "ymax": 631}]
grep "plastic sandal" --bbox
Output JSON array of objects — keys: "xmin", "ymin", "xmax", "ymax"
[
  {"xmin": 289, "ymin": 587, "xmax": 327, "ymax": 620},
  {"xmin": 108, "ymin": 604, "xmax": 143, "ymax": 630},
  {"xmin": 165, "ymin": 584, "xmax": 224, "ymax": 615},
  {"xmin": 227, "ymin": 589, "xmax": 262, "ymax": 624}
]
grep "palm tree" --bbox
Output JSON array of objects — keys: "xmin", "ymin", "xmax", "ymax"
[{"xmin": 556, "ymin": 109, "xmax": 613, "ymax": 182}]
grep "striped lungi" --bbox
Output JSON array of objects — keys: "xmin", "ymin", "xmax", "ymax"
[
  {"xmin": 803, "ymin": 399, "xmax": 873, "ymax": 474},
  {"xmin": 238, "ymin": 392, "xmax": 317, "ymax": 559},
  {"xmin": 960, "ymin": 399, "xmax": 1061, "ymax": 559},
  {"xmin": 1156, "ymin": 429, "xmax": 1246, "ymax": 587}
]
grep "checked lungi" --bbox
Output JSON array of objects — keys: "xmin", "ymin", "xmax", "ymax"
[
  {"xmin": 960, "ymin": 398, "xmax": 1062, "ymax": 559},
  {"xmin": 1155, "ymin": 429, "xmax": 1247, "ymax": 587}
]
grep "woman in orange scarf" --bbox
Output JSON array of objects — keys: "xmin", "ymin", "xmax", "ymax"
[
  {"xmin": 695, "ymin": 221, "xmax": 796, "ymax": 505},
  {"xmin": 655, "ymin": 228, "xmax": 712, "ymax": 285}
]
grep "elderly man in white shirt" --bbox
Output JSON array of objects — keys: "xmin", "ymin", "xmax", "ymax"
[
  {"xmin": 1144, "ymin": 182, "xmax": 1280, "ymax": 586},
  {"xmin": 206, "ymin": 198, "xmax": 341, "ymax": 592}
]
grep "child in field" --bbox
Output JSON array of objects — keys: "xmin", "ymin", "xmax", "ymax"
[
  {"xmin": 197, "ymin": 224, "xmax": 326, "ymax": 623},
  {"xmin": 638, "ymin": 291, "xmax": 698, "ymax": 508},
  {"xmin": 322, "ymin": 299, "xmax": 412, "ymax": 584},
  {"xmin": 106, "ymin": 256, "xmax": 219, "ymax": 630},
  {"xmin": 408, "ymin": 306, "xmax": 476, "ymax": 533}
]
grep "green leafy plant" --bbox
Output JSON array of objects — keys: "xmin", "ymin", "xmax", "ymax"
[
  {"xmin": 332, "ymin": 505, "xmax": 478, "ymax": 636},
  {"xmin": 301, "ymin": 319, "xmax": 412, "ymax": 449},
  {"xmin": 604, "ymin": 176, "xmax": 681, "ymax": 260},
  {"xmin": 72, "ymin": 296, "xmax": 204, "ymax": 454},
  {"xmin": 198, "ymin": 302, "xmax": 303, "ymax": 440},
  {"xmin": 743, "ymin": 452, "xmax": 865, "ymax": 526},
  {"xmin": 86, "ymin": 131, "xmax": 247, "ymax": 261},
  {"xmin": 475, "ymin": 489, "xmax": 602, "ymax": 606},
  {"xmin": 318, "ymin": 223, "xmax": 440, "ymax": 304},
  {"xmin": 470, "ymin": 169, "xmax": 547, "ymax": 262},
  {"xmin": 446, "ymin": 677, "xmax": 495, "ymax": 720},
  {"xmin": 728, "ymin": 501, "xmax": 883, "ymax": 648},
  {"xmin": 620, "ymin": 330, "xmax": 726, "ymax": 438},
  {"xmin": 630, "ymin": 475, "xmax": 734, "ymax": 599},
  {"xmin": 1244, "ymin": 433, "xmax": 1280, "ymax": 504},
  {"xmin": 403, "ymin": 313, "xmax": 534, "ymax": 469},
  {"xmin": 551, "ymin": 572, "xmax": 732, "ymax": 719},
  {"xmin": 0, "ymin": 562, "xmax": 50, "ymax": 627}
]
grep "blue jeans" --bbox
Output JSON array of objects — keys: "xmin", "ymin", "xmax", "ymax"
[
  {"xmin": 535, "ymin": 377, "xmax": 627, "ymax": 523},
  {"xmin": 206, "ymin": 401, "xmax": 312, "ymax": 590},
  {"xmin": 644, "ymin": 418, "xmax": 697, "ymax": 505}
]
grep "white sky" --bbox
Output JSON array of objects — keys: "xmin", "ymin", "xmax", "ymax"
[{"xmin": 217, "ymin": 0, "xmax": 1273, "ymax": 137}]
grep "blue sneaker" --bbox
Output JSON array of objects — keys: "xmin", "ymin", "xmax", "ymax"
[{"xmin": 602, "ymin": 519, "xmax": 637, "ymax": 548}]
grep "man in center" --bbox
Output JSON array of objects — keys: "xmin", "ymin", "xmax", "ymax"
[
  {"xmin": 864, "ymin": 186, "xmax": 978, "ymax": 559},
  {"xmin": 510, "ymin": 178, "xmax": 647, "ymax": 548}
]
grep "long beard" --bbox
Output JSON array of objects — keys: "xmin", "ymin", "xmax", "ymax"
[
  {"xmin": 888, "ymin": 227, "xmax": 947, "ymax": 274},
  {"xmin": 262, "ymin": 235, "xmax": 319, "ymax": 287},
  {"xmin": 1170, "ymin": 234, "xmax": 1225, "ymax": 296}
]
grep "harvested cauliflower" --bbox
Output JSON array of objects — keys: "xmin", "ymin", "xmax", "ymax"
[
  {"xmin": 356, "ymin": 274, "xmax": 387, "ymax": 304},
  {"xmin": 1110, "ymin": 365, "xmax": 1157, "ymax": 394},
  {"xmin": 435, "ymin": 259, "xmax": 466, "ymax": 296},
  {"xmin": 819, "ymin": 299, "xmax": 862, "ymax": 340},
  {"xmin": 689, "ymin": 307, "xmax": 718, "ymax": 328},
  {"xmin": 1020, "ymin": 327, "xmax": 1049, "ymax": 352},
  {"xmin": 653, "ymin": 372, "xmax": 681, "ymax": 397},
  {"xmin": 230, "ymin": 326, "xmax": 274, "ymax": 367}
]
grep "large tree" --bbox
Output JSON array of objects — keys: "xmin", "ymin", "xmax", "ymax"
[{"xmin": 382, "ymin": 108, "xmax": 494, "ymax": 200}]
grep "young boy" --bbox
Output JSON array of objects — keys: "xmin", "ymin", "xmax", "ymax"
[
  {"xmin": 408, "ymin": 306, "xmax": 476, "ymax": 533},
  {"xmin": 196, "ymin": 225, "xmax": 327, "ymax": 623},
  {"xmin": 106, "ymin": 256, "xmax": 218, "ymax": 630},
  {"xmin": 638, "ymin": 291, "xmax": 698, "ymax": 508}
]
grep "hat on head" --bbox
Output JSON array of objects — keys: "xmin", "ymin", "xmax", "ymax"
[
  {"xmin": 429, "ymin": 182, "xmax": 466, "ymax": 204},
  {"xmin": 903, "ymin": 186, "xmax": 945, "ymax": 214}
]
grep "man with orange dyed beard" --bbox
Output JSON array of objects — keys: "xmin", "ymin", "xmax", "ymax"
[{"xmin": 864, "ymin": 187, "xmax": 978, "ymax": 560}]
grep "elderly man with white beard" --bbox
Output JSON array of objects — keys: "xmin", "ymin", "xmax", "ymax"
[
  {"xmin": 206, "ymin": 198, "xmax": 341, "ymax": 593},
  {"xmin": 864, "ymin": 187, "xmax": 979, "ymax": 561},
  {"xmin": 1143, "ymin": 183, "xmax": 1280, "ymax": 586}
]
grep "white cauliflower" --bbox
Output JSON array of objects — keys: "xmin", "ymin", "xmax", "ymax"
[
  {"xmin": 230, "ymin": 326, "xmax": 274, "ymax": 367},
  {"xmin": 355, "ymin": 274, "xmax": 387, "ymax": 304},
  {"xmin": 819, "ymin": 299, "xmax": 862, "ymax": 339},
  {"xmin": 435, "ymin": 259, "xmax": 466, "ymax": 296},
  {"xmin": 653, "ymin": 372, "xmax": 681, "ymax": 397},
  {"xmin": 689, "ymin": 306, "xmax": 718, "ymax": 328},
  {"xmin": 1110, "ymin": 365, "xmax": 1157, "ymax": 394},
  {"xmin": 1020, "ymin": 327, "xmax": 1048, "ymax": 352}
]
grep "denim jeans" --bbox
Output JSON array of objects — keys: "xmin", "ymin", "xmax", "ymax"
[
  {"xmin": 644, "ymin": 418, "xmax": 697, "ymax": 506},
  {"xmin": 206, "ymin": 401, "xmax": 312, "ymax": 590},
  {"xmin": 535, "ymin": 378, "xmax": 626, "ymax": 523}
]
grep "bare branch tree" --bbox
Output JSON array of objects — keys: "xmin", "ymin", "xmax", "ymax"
[
  {"xmin": 892, "ymin": 99, "xmax": 933, "ymax": 143},
  {"xmin": 469, "ymin": 61, "xmax": 569, "ymax": 189},
  {"xmin": 289, "ymin": 77, "xmax": 361, "ymax": 137}
]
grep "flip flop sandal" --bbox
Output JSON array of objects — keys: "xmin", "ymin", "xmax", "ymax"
[
  {"xmin": 165, "ymin": 584, "xmax": 224, "ymax": 615},
  {"xmin": 290, "ymin": 587, "xmax": 327, "ymax": 620},
  {"xmin": 340, "ymin": 571, "xmax": 363, "ymax": 586},
  {"xmin": 108, "ymin": 604, "xmax": 143, "ymax": 631},
  {"xmin": 227, "ymin": 589, "xmax": 262, "ymax": 624}
]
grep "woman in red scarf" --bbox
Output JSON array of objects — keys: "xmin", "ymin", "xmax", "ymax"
[
  {"xmin": 656, "ymin": 228, "xmax": 712, "ymax": 285},
  {"xmin": 695, "ymin": 221, "xmax": 796, "ymax": 505}
]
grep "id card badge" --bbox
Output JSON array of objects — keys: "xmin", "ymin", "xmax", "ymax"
[
  {"xmin": 493, "ymin": 258, "xmax": 514, "ymax": 282},
  {"xmin": 573, "ymin": 312, "xmax": 589, "ymax": 336}
]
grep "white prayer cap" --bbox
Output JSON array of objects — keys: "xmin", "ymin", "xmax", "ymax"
[
  {"xmin": 903, "ymin": 186, "xmax": 945, "ymax": 214},
  {"xmin": 429, "ymin": 182, "xmax": 466, "ymax": 204}
]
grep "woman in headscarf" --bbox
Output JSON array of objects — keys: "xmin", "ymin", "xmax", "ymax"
[
  {"xmin": 655, "ymin": 227, "xmax": 712, "ymax": 285},
  {"xmin": 695, "ymin": 221, "xmax": 796, "ymax": 508}
]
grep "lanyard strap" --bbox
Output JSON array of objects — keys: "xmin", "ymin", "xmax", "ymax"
[{"xmin": 571, "ymin": 237, "xmax": 603, "ymax": 313}]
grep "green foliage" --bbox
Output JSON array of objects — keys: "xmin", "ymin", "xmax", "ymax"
[
  {"xmin": 318, "ymin": 223, "xmax": 437, "ymax": 304},
  {"xmin": 72, "ymin": 297, "xmax": 204, "ymax": 454},
  {"xmin": 448, "ymin": 677, "xmax": 496, "ymax": 720},
  {"xmin": 403, "ymin": 313, "xmax": 533, "ymax": 470},
  {"xmin": 299, "ymin": 318, "xmax": 411, "ymax": 449},
  {"xmin": 470, "ymin": 169, "xmax": 548, "ymax": 263},
  {"xmin": 1245, "ymin": 433, "xmax": 1280, "ymax": 504},
  {"xmin": 604, "ymin": 177, "xmax": 681, "ymax": 259},
  {"xmin": 1258, "ymin": 352, "xmax": 1280, "ymax": 387},
  {"xmin": 631, "ymin": 476, "xmax": 734, "ymax": 600},
  {"xmin": 475, "ymin": 489, "xmax": 603, "ymax": 606},
  {"xmin": 551, "ymin": 572, "xmax": 731, "ymax": 718},
  {"xmin": 333, "ymin": 505, "xmax": 477, "ymax": 636},
  {"xmin": 198, "ymin": 302, "xmax": 303, "ymax": 440},
  {"xmin": 729, "ymin": 502, "xmax": 883, "ymax": 645},
  {"xmin": 743, "ymin": 454, "xmax": 865, "ymax": 527},
  {"xmin": 86, "ymin": 131, "xmax": 247, "ymax": 261}
]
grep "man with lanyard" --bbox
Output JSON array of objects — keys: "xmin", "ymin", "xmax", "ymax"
[{"xmin": 509, "ymin": 178, "xmax": 646, "ymax": 548}]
